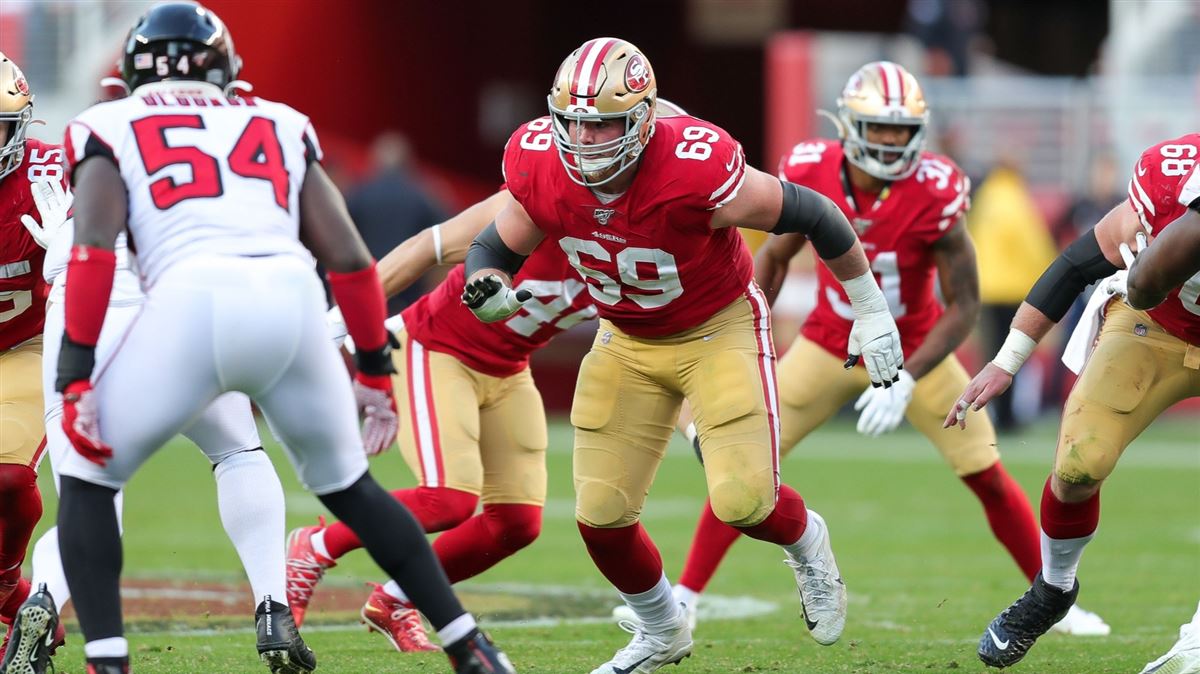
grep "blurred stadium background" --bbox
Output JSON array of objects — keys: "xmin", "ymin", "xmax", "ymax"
[{"xmin": 2, "ymin": 2, "xmax": 1198, "ymax": 672}]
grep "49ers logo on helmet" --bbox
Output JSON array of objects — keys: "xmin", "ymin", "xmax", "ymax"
[
  {"xmin": 625, "ymin": 54, "xmax": 651, "ymax": 92},
  {"xmin": 13, "ymin": 76, "xmax": 29, "ymax": 96}
]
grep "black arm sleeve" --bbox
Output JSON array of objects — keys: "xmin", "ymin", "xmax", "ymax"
[
  {"xmin": 465, "ymin": 221, "xmax": 527, "ymax": 279},
  {"xmin": 772, "ymin": 180, "xmax": 857, "ymax": 260},
  {"xmin": 1026, "ymin": 228, "xmax": 1120, "ymax": 321}
]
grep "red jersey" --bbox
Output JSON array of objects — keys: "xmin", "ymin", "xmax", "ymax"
[
  {"xmin": 780, "ymin": 140, "xmax": 970, "ymax": 359},
  {"xmin": 401, "ymin": 238, "xmax": 597, "ymax": 378},
  {"xmin": 1127, "ymin": 133, "xmax": 1200, "ymax": 345},
  {"xmin": 0, "ymin": 139, "xmax": 66, "ymax": 350},
  {"xmin": 503, "ymin": 115, "xmax": 754, "ymax": 337}
]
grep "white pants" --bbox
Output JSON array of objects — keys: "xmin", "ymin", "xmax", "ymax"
[{"xmin": 55, "ymin": 254, "xmax": 368, "ymax": 494}]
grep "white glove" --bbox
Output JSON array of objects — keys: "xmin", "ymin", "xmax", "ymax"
[
  {"xmin": 461, "ymin": 274, "xmax": 531, "ymax": 323},
  {"xmin": 20, "ymin": 180, "xmax": 73, "ymax": 249},
  {"xmin": 853, "ymin": 369, "xmax": 915, "ymax": 437},
  {"xmin": 1101, "ymin": 232, "xmax": 1146, "ymax": 299},
  {"xmin": 847, "ymin": 309, "xmax": 903, "ymax": 387},
  {"xmin": 326, "ymin": 305, "xmax": 349, "ymax": 348}
]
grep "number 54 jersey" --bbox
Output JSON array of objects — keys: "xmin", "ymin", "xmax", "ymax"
[
  {"xmin": 1127, "ymin": 133, "xmax": 1200, "ymax": 345},
  {"xmin": 63, "ymin": 82, "xmax": 321, "ymax": 286},
  {"xmin": 779, "ymin": 140, "xmax": 970, "ymax": 359},
  {"xmin": 503, "ymin": 115, "xmax": 754, "ymax": 337}
]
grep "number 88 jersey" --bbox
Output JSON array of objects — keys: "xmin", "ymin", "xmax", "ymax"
[
  {"xmin": 63, "ymin": 81, "xmax": 321, "ymax": 286},
  {"xmin": 1127, "ymin": 132, "xmax": 1200, "ymax": 345},
  {"xmin": 503, "ymin": 115, "xmax": 754, "ymax": 337}
]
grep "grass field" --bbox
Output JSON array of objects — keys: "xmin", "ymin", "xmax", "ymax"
[{"xmin": 27, "ymin": 414, "xmax": 1199, "ymax": 673}]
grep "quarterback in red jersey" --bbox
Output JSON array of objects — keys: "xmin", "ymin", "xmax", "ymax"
[
  {"xmin": 957, "ymin": 134, "xmax": 1200, "ymax": 669},
  {"xmin": 463, "ymin": 38, "xmax": 904, "ymax": 672},
  {"xmin": 0, "ymin": 52, "xmax": 70, "ymax": 661},
  {"xmin": 664, "ymin": 61, "xmax": 1105, "ymax": 637}
]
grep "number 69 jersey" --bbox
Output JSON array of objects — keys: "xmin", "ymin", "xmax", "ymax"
[
  {"xmin": 503, "ymin": 115, "xmax": 754, "ymax": 337},
  {"xmin": 0, "ymin": 138, "xmax": 67, "ymax": 350},
  {"xmin": 779, "ymin": 140, "xmax": 970, "ymax": 359},
  {"xmin": 1127, "ymin": 132, "xmax": 1200, "ymax": 345},
  {"xmin": 63, "ymin": 82, "xmax": 321, "ymax": 286}
]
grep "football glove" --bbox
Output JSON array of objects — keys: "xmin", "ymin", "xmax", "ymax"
[
  {"xmin": 20, "ymin": 179, "xmax": 73, "ymax": 249},
  {"xmin": 354, "ymin": 373, "xmax": 398, "ymax": 457},
  {"xmin": 853, "ymin": 369, "xmax": 915, "ymax": 437},
  {"xmin": 62, "ymin": 380, "xmax": 112, "ymax": 466},
  {"xmin": 461, "ymin": 275, "xmax": 531, "ymax": 323},
  {"xmin": 326, "ymin": 305, "xmax": 349, "ymax": 348},
  {"xmin": 845, "ymin": 309, "xmax": 903, "ymax": 387}
]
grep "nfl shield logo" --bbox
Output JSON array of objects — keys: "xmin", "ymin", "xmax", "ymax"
[
  {"xmin": 593, "ymin": 208, "xmax": 616, "ymax": 225},
  {"xmin": 852, "ymin": 217, "xmax": 873, "ymax": 235}
]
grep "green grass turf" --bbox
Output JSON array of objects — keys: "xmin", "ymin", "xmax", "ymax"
[{"xmin": 27, "ymin": 414, "xmax": 1199, "ymax": 673}]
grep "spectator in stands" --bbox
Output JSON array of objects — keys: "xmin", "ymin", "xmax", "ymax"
[
  {"xmin": 968, "ymin": 156, "xmax": 1058, "ymax": 432},
  {"xmin": 347, "ymin": 132, "xmax": 447, "ymax": 314}
]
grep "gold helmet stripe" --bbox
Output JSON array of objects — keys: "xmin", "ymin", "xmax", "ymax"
[{"xmin": 570, "ymin": 37, "xmax": 619, "ymax": 106}]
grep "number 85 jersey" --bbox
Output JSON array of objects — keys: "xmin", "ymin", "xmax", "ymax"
[
  {"xmin": 63, "ymin": 81, "xmax": 320, "ymax": 286},
  {"xmin": 503, "ymin": 115, "xmax": 754, "ymax": 337},
  {"xmin": 1128, "ymin": 132, "xmax": 1200, "ymax": 345}
]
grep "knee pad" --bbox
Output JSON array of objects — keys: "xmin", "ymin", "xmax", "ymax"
[
  {"xmin": 483, "ymin": 504, "xmax": 542, "ymax": 553},
  {"xmin": 708, "ymin": 477, "xmax": 774, "ymax": 527},
  {"xmin": 575, "ymin": 479, "xmax": 632, "ymax": 528}
]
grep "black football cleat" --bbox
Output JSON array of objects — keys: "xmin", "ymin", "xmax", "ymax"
[
  {"xmin": 445, "ymin": 630, "xmax": 516, "ymax": 674},
  {"xmin": 978, "ymin": 573, "xmax": 1079, "ymax": 668},
  {"xmin": 84, "ymin": 658, "xmax": 129, "ymax": 674},
  {"xmin": 0, "ymin": 583, "xmax": 60, "ymax": 674},
  {"xmin": 255, "ymin": 596, "xmax": 317, "ymax": 674}
]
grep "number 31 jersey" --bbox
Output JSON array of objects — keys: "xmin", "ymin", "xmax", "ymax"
[
  {"xmin": 63, "ymin": 81, "xmax": 322, "ymax": 286},
  {"xmin": 503, "ymin": 115, "xmax": 754, "ymax": 338},
  {"xmin": 1127, "ymin": 132, "xmax": 1200, "ymax": 345},
  {"xmin": 779, "ymin": 140, "xmax": 970, "ymax": 359}
]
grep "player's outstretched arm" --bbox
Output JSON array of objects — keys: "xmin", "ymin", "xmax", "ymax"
[
  {"xmin": 945, "ymin": 202, "xmax": 1140, "ymax": 429},
  {"xmin": 906, "ymin": 220, "xmax": 980, "ymax": 380},
  {"xmin": 1128, "ymin": 209, "xmax": 1200, "ymax": 309},
  {"xmin": 299, "ymin": 164, "xmax": 399, "ymax": 456},
  {"xmin": 716, "ymin": 166, "xmax": 902, "ymax": 387},
  {"xmin": 377, "ymin": 190, "xmax": 512, "ymax": 298},
  {"xmin": 461, "ymin": 197, "xmax": 544, "ymax": 323},
  {"xmin": 56, "ymin": 158, "xmax": 128, "ymax": 466}
]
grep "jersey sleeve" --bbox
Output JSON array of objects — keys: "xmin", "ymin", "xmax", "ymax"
[
  {"xmin": 1176, "ymin": 161, "xmax": 1200, "ymax": 211},
  {"xmin": 63, "ymin": 107, "xmax": 121, "ymax": 185},
  {"xmin": 916, "ymin": 154, "xmax": 971, "ymax": 237},
  {"xmin": 301, "ymin": 118, "xmax": 323, "ymax": 165},
  {"xmin": 683, "ymin": 120, "xmax": 747, "ymax": 211},
  {"xmin": 501, "ymin": 117, "xmax": 554, "ymax": 207},
  {"xmin": 1127, "ymin": 139, "xmax": 1197, "ymax": 232},
  {"xmin": 777, "ymin": 139, "xmax": 836, "ymax": 184}
]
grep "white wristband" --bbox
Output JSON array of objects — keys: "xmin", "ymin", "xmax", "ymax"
[
  {"xmin": 991, "ymin": 329, "xmax": 1037, "ymax": 375},
  {"xmin": 842, "ymin": 271, "xmax": 889, "ymax": 316},
  {"xmin": 432, "ymin": 224, "xmax": 443, "ymax": 265}
]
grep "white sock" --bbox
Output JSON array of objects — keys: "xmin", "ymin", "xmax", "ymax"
[
  {"xmin": 310, "ymin": 529, "xmax": 332, "ymax": 560},
  {"xmin": 1041, "ymin": 530, "xmax": 1093, "ymax": 591},
  {"xmin": 783, "ymin": 509, "xmax": 823, "ymax": 560},
  {"xmin": 437, "ymin": 613, "xmax": 478, "ymax": 645},
  {"xmin": 620, "ymin": 573, "xmax": 679, "ymax": 632},
  {"xmin": 84, "ymin": 637, "xmax": 128, "ymax": 658},
  {"xmin": 214, "ymin": 450, "xmax": 288, "ymax": 606},
  {"xmin": 382, "ymin": 580, "xmax": 409, "ymax": 603},
  {"xmin": 30, "ymin": 489, "xmax": 123, "ymax": 610},
  {"xmin": 672, "ymin": 583, "xmax": 699, "ymax": 608}
]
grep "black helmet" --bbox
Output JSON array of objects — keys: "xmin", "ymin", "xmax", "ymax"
[{"xmin": 121, "ymin": 1, "xmax": 240, "ymax": 91}]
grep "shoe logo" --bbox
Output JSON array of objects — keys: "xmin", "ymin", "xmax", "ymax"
[
  {"xmin": 987, "ymin": 627, "xmax": 1010, "ymax": 650},
  {"xmin": 802, "ymin": 605, "xmax": 818, "ymax": 631},
  {"xmin": 613, "ymin": 654, "xmax": 654, "ymax": 674}
]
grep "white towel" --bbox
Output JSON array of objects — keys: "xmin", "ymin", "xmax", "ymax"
[{"xmin": 1062, "ymin": 281, "xmax": 1119, "ymax": 374}]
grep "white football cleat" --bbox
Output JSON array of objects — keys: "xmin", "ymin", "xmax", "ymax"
[
  {"xmin": 785, "ymin": 510, "xmax": 847, "ymax": 646},
  {"xmin": 592, "ymin": 606, "xmax": 692, "ymax": 674},
  {"xmin": 612, "ymin": 589, "xmax": 698, "ymax": 632},
  {"xmin": 1140, "ymin": 622, "xmax": 1200, "ymax": 674},
  {"xmin": 1049, "ymin": 603, "xmax": 1111, "ymax": 636}
]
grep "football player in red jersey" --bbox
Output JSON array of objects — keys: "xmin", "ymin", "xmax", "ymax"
[
  {"xmin": 463, "ymin": 38, "xmax": 904, "ymax": 672},
  {"xmin": 654, "ymin": 61, "xmax": 1105, "ymax": 636},
  {"xmin": 0, "ymin": 52, "xmax": 71, "ymax": 663},
  {"xmin": 954, "ymin": 135, "xmax": 1200, "ymax": 669}
]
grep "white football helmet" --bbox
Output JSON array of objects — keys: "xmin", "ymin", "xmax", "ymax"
[{"xmin": 833, "ymin": 61, "xmax": 928, "ymax": 181}]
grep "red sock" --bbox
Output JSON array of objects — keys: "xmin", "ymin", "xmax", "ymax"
[
  {"xmin": 0, "ymin": 576, "xmax": 30, "ymax": 624},
  {"xmin": 678, "ymin": 500, "xmax": 744, "ymax": 593},
  {"xmin": 433, "ymin": 504, "xmax": 541, "ymax": 583},
  {"xmin": 0, "ymin": 464, "xmax": 42, "ymax": 571},
  {"xmin": 577, "ymin": 522, "xmax": 663, "ymax": 594},
  {"xmin": 962, "ymin": 462, "xmax": 1041, "ymax": 581},
  {"xmin": 1040, "ymin": 476, "xmax": 1100, "ymax": 540},
  {"xmin": 323, "ymin": 486, "xmax": 478, "ymax": 559},
  {"xmin": 736, "ymin": 484, "xmax": 808, "ymax": 546}
]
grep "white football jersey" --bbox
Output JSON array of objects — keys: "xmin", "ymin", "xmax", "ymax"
[{"xmin": 64, "ymin": 81, "xmax": 322, "ymax": 286}]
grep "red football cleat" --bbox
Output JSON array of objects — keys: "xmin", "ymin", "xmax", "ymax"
[
  {"xmin": 360, "ymin": 583, "xmax": 440, "ymax": 653},
  {"xmin": 284, "ymin": 517, "xmax": 336, "ymax": 627}
]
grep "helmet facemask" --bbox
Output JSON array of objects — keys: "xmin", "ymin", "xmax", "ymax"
[
  {"xmin": 0, "ymin": 104, "xmax": 32, "ymax": 181},
  {"xmin": 831, "ymin": 61, "xmax": 930, "ymax": 181},
  {"xmin": 838, "ymin": 112, "xmax": 927, "ymax": 181},
  {"xmin": 549, "ymin": 97, "xmax": 655, "ymax": 188}
]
